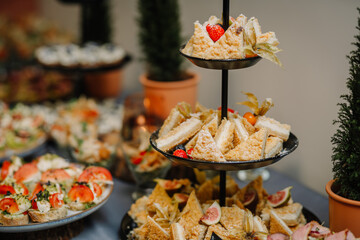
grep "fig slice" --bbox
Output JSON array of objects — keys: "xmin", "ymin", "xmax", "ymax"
[
  {"xmin": 173, "ymin": 193, "xmax": 189, "ymax": 209},
  {"xmin": 154, "ymin": 179, "xmax": 183, "ymax": 195},
  {"xmin": 243, "ymin": 187, "xmax": 258, "ymax": 213},
  {"xmin": 267, "ymin": 186, "xmax": 292, "ymax": 208},
  {"xmin": 200, "ymin": 201, "xmax": 221, "ymax": 225}
]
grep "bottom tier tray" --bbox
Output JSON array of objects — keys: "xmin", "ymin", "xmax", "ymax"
[{"xmin": 119, "ymin": 208, "xmax": 320, "ymax": 240}]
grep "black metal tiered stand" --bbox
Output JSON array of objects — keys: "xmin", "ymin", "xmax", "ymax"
[
  {"xmin": 119, "ymin": 1, "xmax": 299, "ymax": 238},
  {"xmin": 151, "ymin": 0, "xmax": 299, "ymax": 207}
]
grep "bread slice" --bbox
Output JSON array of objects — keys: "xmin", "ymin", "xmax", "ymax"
[
  {"xmin": 231, "ymin": 117, "xmax": 250, "ymax": 143},
  {"xmin": 255, "ymin": 116, "xmax": 291, "ymax": 141},
  {"xmin": 159, "ymin": 108, "xmax": 185, "ymax": 137},
  {"xmin": 156, "ymin": 117, "xmax": 202, "ymax": 152},
  {"xmin": 214, "ymin": 119, "xmax": 235, "ymax": 154},
  {"xmin": 225, "ymin": 128, "xmax": 268, "ymax": 161},
  {"xmin": 146, "ymin": 184, "xmax": 173, "ymax": 213},
  {"xmin": 0, "ymin": 213, "xmax": 29, "ymax": 226},
  {"xmin": 204, "ymin": 223, "xmax": 243, "ymax": 240},
  {"xmin": 254, "ymin": 215, "xmax": 268, "ymax": 233},
  {"xmin": 185, "ymin": 113, "xmax": 218, "ymax": 151},
  {"xmin": 128, "ymin": 196, "xmax": 149, "ymax": 226},
  {"xmin": 219, "ymin": 205, "xmax": 245, "ymax": 230},
  {"xmin": 196, "ymin": 180, "xmax": 214, "ymax": 204},
  {"xmin": 265, "ymin": 136, "xmax": 283, "ymax": 158},
  {"xmin": 235, "ymin": 14, "xmax": 247, "ymax": 28},
  {"xmin": 262, "ymin": 203, "xmax": 303, "ymax": 227},
  {"xmin": 28, "ymin": 206, "xmax": 67, "ymax": 223},
  {"xmin": 182, "ymin": 21, "xmax": 214, "ymax": 58},
  {"xmin": 191, "ymin": 128, "xmax": 226, "ymax": 162},
  {"xmin": 170, "ymin": 222, "xmax": 186, "ymax": 240},
  {"xmin": 146, "ymin": 216, "xmax": 170, "ymax": 240},
  {"xmin": 269, "ymin": 210, "xmax": 293, "ymax": 236},
  {"xmin": 178, "ymin": 191, "xmax": 204, "ymax": 239}
]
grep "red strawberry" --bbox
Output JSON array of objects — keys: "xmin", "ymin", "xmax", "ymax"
[
  {"xmin": 206, "ymin": 24, "xmax": 225, "ymax": 42},
  {"xmin": 173, "ymin": 149, "xmax": 188, "ymax": 159}
]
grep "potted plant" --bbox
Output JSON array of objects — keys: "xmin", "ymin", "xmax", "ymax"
[
  {"xmin": 80, "ymin": 0, "xmax": 125, "ymax": 99},
  {"xmin": 137, "ymin": 0, "xmax": 199, "ymax": 120},
  {"xmin": 326, "ymin": 8, "xmax": 360, "ymax": 236}
]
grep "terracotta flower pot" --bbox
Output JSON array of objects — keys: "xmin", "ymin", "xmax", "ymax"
[
  {"xmin": 84, "ymin": 68, "xmax": 123, "ymax": 99},
  {"xmin": 140, "ymin": 72, "xmax": 200, "ymax": 120},
  {"xmin": 326, "ymin": 179, "xmax": 360, "ymax": 236}
]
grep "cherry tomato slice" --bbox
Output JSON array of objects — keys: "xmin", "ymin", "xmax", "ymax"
[
  {"xmin": 41, "ymin": 169, "xmax": 71, "ymax": 182},
  {"xmin": 13, "ymin": 163, "xmax": 38, "ymax": 183},
  {"xmin": 0, "ymin": 185, "xmax": 16, "ymax": 195},
  {"xmin": 68, "ymin": 184, "xmax": 94, "ymax": 203},
  {"xmin": 30, "ymin": 183, "xmax": 44, "ymax": 200},
  {"xmin": 92, "ymin": 182, "xmax": 102, "ymax": 197},
  {"xmin": 77, "ymin": 166, "xmax": 112, "ymax": 183},
  {"xmin": 243, "ymin": 112, "xmax": 257, "ymax": 126},
  {"xmin": 131, "ymin": 157, "xmax": 142, "ymax": 165},
  {"xmin": 0, "ymin": 198, "xmax": 19, "ymax": 214},
  {"xmin": 1, "ymin": 160, "xmax": 11, "ymax": 180},
  {"xmin": 31, "ymin": 199, "xmax": 38, "ymax": 210},
  {"xmin": 49, "ymin": 193, "xmax": 64, "ymax": 209}
]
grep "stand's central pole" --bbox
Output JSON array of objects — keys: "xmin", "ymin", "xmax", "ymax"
[{"xmin": 219, "ymin": 0, "xmax": 230, "ymax": 207}]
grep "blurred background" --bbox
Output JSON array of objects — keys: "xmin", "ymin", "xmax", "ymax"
[{"xmin": 1, "ymin": 0, "xmax": 358, "ymax": 196}]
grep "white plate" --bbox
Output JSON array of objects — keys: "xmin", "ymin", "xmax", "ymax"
[{"xmin": 0, "ymin": 183, "xmax": 113, "ymax": 233}]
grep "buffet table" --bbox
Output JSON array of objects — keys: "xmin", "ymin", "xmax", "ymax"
[{"xmin": 73, "ymin": 168, "xmax": 329, "ymax": 240}]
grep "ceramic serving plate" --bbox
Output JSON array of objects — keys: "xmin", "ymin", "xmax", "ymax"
[
  {"xmin": 0, "ymin": 183, "xmax": 113, "ymax": 233},
  {"xmin": 0, "ymin": 137, "xmax": 47, "ymax": 163},
  {"xmin": 150, "ymin": 130, "xmax": 299, "ymax": 171}
]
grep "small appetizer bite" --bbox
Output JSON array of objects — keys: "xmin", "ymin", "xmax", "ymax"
[
  {"xmin": 0, "ymin": 177, "xmax": 29, "ymax": 196},
  {"xmin": 0, "ymin": 156, "xmax": 23, "ymax": 181},
  {"xmin": 67, "ymin": 182, "xmax": 102, "ymax": 211},
  {"xmin": 29, "ymin": 182, "xmax": 67, "ymax": 223},
  {"xmin": 77, "ymin": 166, "xmax": 113, "ymax": 185},
  {"xmin": 0, "ymin": 194, "xmax": 31, "ymax": 225}
]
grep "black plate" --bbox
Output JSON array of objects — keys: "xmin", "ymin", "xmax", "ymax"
[
  {"xmin": 179, "ymin": 45, "xmax": 261, "ymax": 70},
  {"xmin": 119, "ymin": 208, "xmax": 320, "ymax": 239},
  {"xmin": 150, "ymin": 130, "xmax": 298, "ymax": 171}
]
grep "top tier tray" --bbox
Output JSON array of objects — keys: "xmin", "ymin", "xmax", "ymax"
[
  {"xmin": 179, "ymin": 45, "xmax": 261, "ymax": 70},
  {"xmin": 150, "ymin": 130, "xmax": 298, "ymax": 171}
]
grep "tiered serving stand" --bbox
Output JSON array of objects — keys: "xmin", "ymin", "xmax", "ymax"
[
  {"xmin": 150, "ymin": 0, "xmax": 299, "ymax": 207},
  {"xmin": 119, "ymin": 1, "xmax": 299, "ymax": 239}
]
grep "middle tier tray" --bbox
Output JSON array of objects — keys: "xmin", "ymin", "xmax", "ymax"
[{"xmin": 150, "ymin": 130, "xmax": 298, "ymax": 171}]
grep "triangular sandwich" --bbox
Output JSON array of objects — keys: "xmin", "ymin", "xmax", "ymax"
[
  {"xmin": 146, "ymin": 216, "xmax": 170, "ymax": 240},
  {"xmin": 265, "ymin": 136, "xmax": 283, "ymax": 158},
  {"xmin": 178, "ymin": 191, "xmax": 205, "ymax": 239},
  {"xmin": 170, "ymin": 222, "xmax": 186, "ymax": 240},
  {"xmin": 225, "ymin": 128, "xmax": 268, "ymax": 161},
  {"xmin": 156, "ymin": 117, "xmax": 202, "ymax": 152},
  {"xmin": 191, "ymin": 128, "xmax": 226, "ymax": 162},
  {"xmin": 255, "ymin": 116, "xmax": 290, "ymax": 141},
  {"xmin": 269, "ymin": 210, "xmax": 293, "ymax": 236},
  {"xmin": 214, "ymin": 119, "xmax": 235, "ymax": 154},
  {"xmin": 182, "ymin": 21, "xmax": 214, "ymax": 58},
  {"xmin": 159, "ymin": 108, "xmax": 186, "ymax": 137}
]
